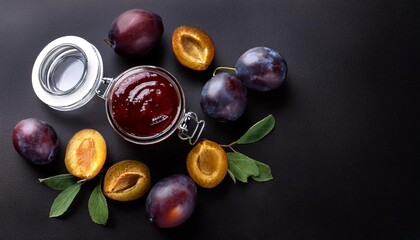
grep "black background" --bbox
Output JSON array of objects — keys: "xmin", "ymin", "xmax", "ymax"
[{"xmin": 1, "ymin": 0, "xmax": 420, "ymax": 239}]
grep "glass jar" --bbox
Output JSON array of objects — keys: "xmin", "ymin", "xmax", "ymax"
[{"xmin": 32, "ymin": 36, "xmax": 204, "ymax": 145}]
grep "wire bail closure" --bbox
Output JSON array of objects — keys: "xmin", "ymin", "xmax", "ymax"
[{"xmin": 178, "ymin": 112, "xmax": 205, "ymax": 145}]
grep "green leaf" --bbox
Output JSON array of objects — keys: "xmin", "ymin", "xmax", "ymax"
[
  {"xmin": 251, "ymin": 160, "xmax": 273, "ymax": 182},
  {"xmin": 88, "ymin": 183, "xmax": 108, "ymax": 225},
  {"xmin": 39, "ymin": 174, "xmax": 78, "ymax": 190},
  {"xmin": 49, "ymin": 183, "xmax": 82, "ymax": 218},
  {"xmin": 227, "ymin": 152, "xmax": 259, "ymax": 183},
  {"xmin": 236, "ymin": 114, "xmax": 275, "ymax": 145}
]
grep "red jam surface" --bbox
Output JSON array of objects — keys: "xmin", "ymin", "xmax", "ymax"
[{"xmin": 110, "ymin": 70, "xmax": 181, "ymax": 138}]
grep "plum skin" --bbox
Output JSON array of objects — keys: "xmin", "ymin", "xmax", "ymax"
[
  {"xmin": 145, "ymin": 174, "xmax": 197, "ymax": 228},
  {"xmin": 107, "ymin": 9, "xmax": 164, "ymax": 58},
  {"xmin": 12, "ymin": 118, "xmax": 59, "ymax": 165},
  {"xmin": 200, "ymin": 72, "xmax": 248, "ymax": 122},
  {"xmin": 235, "ymin": 47, "xmax": 288, "ymax": 91}
]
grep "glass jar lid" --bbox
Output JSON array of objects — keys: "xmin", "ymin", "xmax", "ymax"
[{"xmin": 32, "ymin": 36, "xmax": 103, "ymax": 111}]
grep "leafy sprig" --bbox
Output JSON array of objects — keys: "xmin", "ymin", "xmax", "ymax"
[
  {"xmin": 221, "ymin": 114, "xmax": 275, "ymax": 183},
  {"xmin": 39, "ymin": 174, "xmax": 108, "ymax": 225}
]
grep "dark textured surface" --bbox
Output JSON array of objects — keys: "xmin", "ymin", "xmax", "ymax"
[{"xmin": 1, "ymin": 1, "xmax": 420, "ymax": 239}]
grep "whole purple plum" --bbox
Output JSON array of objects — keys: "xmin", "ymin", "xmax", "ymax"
[
  {"xmin": 12, "ymin": 118, "xmax": 59, "ymax": 165},
  {"xmin": 200, "ymin": 72, "xmax": 248, "ymax": 122},
  {"xmin": 235, "ymin": 47, "xmax": 287, "ymax": 91},
  {"xmin": 145, "ymin": 174, "xmax": 197, "ymax": 228},
  {"xmin": 106, "ymin": 9, "xmax": 164, "ymax": 58}
]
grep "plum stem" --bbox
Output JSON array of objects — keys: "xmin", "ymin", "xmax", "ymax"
[
  {"xmin": 76, "ymin": 168, "xmax": 108, "ymax": 184},
  {"xmin": 77, "ymin": 178, "xmax": 89, "ymax": 184},
  {"xmin": 220, "ymin": 141, "xmax": 237, "ymax": 152},
  {"xmin": 103, "ymin": 38, "xmax": 113, "ymax": 47},
  {"xmin": 213, "ymin": 66, "xmax": 236, "ymax": 76}
]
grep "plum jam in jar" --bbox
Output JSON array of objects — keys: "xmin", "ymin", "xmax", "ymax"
[
  {"xmin": 106, "ymin": 66, "xmax": 193, "ymax": 144},
  {"xmin": 32, "ymin": 36, "xmax": 204, "ymax": 145}
]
